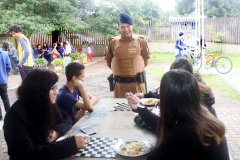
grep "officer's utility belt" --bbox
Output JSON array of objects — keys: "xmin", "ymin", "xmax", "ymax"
[
  {"xmin": 107, "ymin": 71, "xmax": 146, "ymax": 92},
  {"xmin": 115, "ymin": 71, "xmax": 145, "ymax": 84}
]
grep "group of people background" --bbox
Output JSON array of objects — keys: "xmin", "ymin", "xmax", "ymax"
[
  {"xmin": 0, "ymin": 13, "xmax": 230, "ymax": 160},
  {"xmin": 31, "ymin": 40, "xmax": 94, "ymax": 64},
  {"xmin": 0, "ymin": 35, "xmax": 94, "ymax": 77}
]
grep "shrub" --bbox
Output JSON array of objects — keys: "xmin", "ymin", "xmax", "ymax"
[
  {"xmin": 52, "ymin": 58, "xmax": 64, "ymax": 66},
  {"xmin": 71, "ymin": 53, "xmax": 81, "ymax": 60},
  {"xmin": 34, "ymin": 58, "xmax": 48, "ymax": 68}
]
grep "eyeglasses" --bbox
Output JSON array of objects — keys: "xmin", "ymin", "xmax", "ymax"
[{"xmin": 50, "ymin": 86, "xmax": 58, "ymax": 93}]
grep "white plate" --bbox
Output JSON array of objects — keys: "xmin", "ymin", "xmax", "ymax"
[
  {"xmin": 140, "ymin": 98, "xmax": 159, "ymax": 107},
  {"xmin": 114, "ymin": 139, "xmax": 153, "ymax": 157}
]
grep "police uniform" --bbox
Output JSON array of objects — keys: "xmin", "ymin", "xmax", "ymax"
[{"xmin": 105, "ymin": 34, "xmax": 150, "ymax": 98}]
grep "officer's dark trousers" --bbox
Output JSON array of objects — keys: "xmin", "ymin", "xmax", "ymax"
[{"xmin": 0, "ymin": 84, "xmax": 10, "ymax": 118}]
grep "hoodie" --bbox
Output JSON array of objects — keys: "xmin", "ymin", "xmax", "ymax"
[{"xmin": 8, "ymin": 43, "xmax": 17, "ymax": 59}]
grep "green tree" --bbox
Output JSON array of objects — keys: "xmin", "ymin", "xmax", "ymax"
[
  {"xmin": 82, "ymin": 0, "xmax": 145, "ymax": 36},
  {"xmin": 82, "ymin": 0, "xmax": 163, "ymax": 36},
  {"xmin": 0, "ymin": 0, "xmax": 87, "ymax": 36},
  {"xmin": 175, "ymin": 0, "xmax": 240, "ymax": 17},
  {"xmin": 204, "ymin": 0, "xmax": 240, "ymax": 17},
  {"xmin": 175, "ymin": 0, "xmax": 195, "ymax": 15}
]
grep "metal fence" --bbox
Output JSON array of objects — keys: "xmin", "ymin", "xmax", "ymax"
[{"xmin": 29, "ymin": 17, "xmax": 240, "ymax": 46}]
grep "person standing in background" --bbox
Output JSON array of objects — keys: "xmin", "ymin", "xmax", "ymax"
[
  {"xmin": 65, "ymin": 41, "xmax": 71, "ymax": 57},
  {"xmin": 31, "ymin": 43, "xmax": 38, "ymax": 61},
  {"xmin": 0, "ymin": 41, "xmax": 11, "ymax": 120},
  {"xmin": 52, "ymin": 43, "xmax": 60, "ymax": 59},
  {"xmin": 86, "ymin": 44, "xmax": 93, "ymax": 62},
  {"xmin": 36, "ymin": 44, "xmax": 43, "ymax": 58},
  {"xmin": 174, "ymin": 32, "xmax": 184, "ymax": 59},
  {"xmin": 8, "ymin": 43, "xmax": 18, "ymax": 75},
  {"xmin": 58, "ymin": 42, "xmax": 65, "ymax": 58},
  {"xmin": 8, "ymin": 25, "xmax": 34, "ymax": 79},
  {"xmin": 43, "ymin": 43, "xmax": 51, "ymax": 65}
]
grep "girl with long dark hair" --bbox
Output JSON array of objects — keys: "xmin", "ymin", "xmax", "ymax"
[
  {"xmin": 127, "ymin": 70, "xmax": 229, "ymax": 159},
  {"xmin": 4, "ymin": 69, "xmax": 88, "ymax": 160}
]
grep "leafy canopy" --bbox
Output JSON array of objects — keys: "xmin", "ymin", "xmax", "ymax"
[
  {"xmin": 0, "ymin": 0, "xmax": 167, "ymax": 36},
  {"xmin": 175, "ymin": 0, "xmax": 240, "ymax": 17},
  {"xmin": 0, "ymin": 0, "xmax": 87, "ymax": 36}
]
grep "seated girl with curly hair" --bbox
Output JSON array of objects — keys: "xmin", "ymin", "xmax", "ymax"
[{"xmin": 4, "ymin": 69, "xmax": 88, "ymax": 160}]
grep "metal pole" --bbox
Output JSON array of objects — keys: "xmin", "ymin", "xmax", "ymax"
[
  {"xmin": 195, "ymin": 0, "xmax": 197, "ymax": 38},
  {"xmin": 201, "ymin": 0, "xmax": 205, "ymax": 69},
  {"xmin": 197, "ymin": 0, "xmax": 202, "ymax": 69},
  {"xmin": 195, "ymin": 0, "xmax": 200, "ymax": 56}
]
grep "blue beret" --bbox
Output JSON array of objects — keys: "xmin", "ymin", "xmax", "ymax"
[{"xmin": 119, "ymin": 13, "xmax": 133, "ymax": 25}]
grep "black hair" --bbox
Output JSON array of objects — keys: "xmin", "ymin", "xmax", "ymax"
[
  {"xmin": 179, "ymin": 32, "xmax": 184, "ymax": 36},
  {"xmin": 43, "ymin": 43, "xmax": 48, "ymax": 48},
  {"xmin": 8, "ymin": 25, "xmax": 23, "ymax": 33},
  {"xmin": 65, "ymin": 62, "xmax": 85, "ymax": 81},
  {"xmin": 17, "ymin": 69, "xmax": 62, "ymax": 140},
  {"xmin": 170, "ymin": 58, "xmax": 193, "ymax": 74}
]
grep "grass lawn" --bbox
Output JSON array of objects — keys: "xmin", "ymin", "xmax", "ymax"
[
  {"xmin": 219, "ymin": 53, "xmax": 240, "ymax": 68},
  {"xmin": 149, "ymin": 52, "xmax": 240, "ymax": 99},
  {"xmin": 150, "ymin": 52, "xmax": 240, "ymax": 68},
  {"xmin": 150, "ymin": 52, "xmax": 175, "ymax": 62},
  {"xmin": 201, "ymin": 74, "xmax": 240, "ymax": 99},
  {"xmin": 150, "ymin": 66, "xmax": 165, "ymax": 81}
]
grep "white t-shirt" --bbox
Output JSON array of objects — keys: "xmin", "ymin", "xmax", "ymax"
[
  {"xmin": 87, "ymin": 47, "xmax": 91, "ymax": 54},
  {"xmin": 65, "ymin": 44, "xmax": 71, "ymax": 54}
]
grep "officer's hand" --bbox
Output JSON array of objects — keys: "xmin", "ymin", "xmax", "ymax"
[
  {"xmin": 125, "ymin": 92, "xmax": 138, "ymax": 110},
  {"xmin": 135, "ymin": 93, "xmax": 144, "ymax": 99}
]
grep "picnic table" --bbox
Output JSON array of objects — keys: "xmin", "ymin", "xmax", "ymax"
[{"xmin": 64, "ymin": 98, "xmax": 156, "ymax": 160}]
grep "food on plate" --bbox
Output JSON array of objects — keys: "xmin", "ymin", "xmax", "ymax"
[
  {"xmin": 120, "ymin": 141, "xmax": 148, "ymax": 155},
  {"xmin": 142, "ymin": 98, "xmax": 157, "ymax": 105}
]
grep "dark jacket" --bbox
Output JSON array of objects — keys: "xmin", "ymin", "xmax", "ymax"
[
  {"xmin": 3, "ymin": 99, "xmax": 78, "ymax": 160},
  {"xmin": 146, "ymin": 120, "xmax": 229, "ymax": 160},
  {"xmin": 8, "ymin": 43, "xmax": 17, "ymax": 59},
  {"xmin": 137, "ymin": 92, "xmax": 217, "ymax": 133}
]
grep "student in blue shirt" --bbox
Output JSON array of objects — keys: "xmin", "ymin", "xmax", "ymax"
[
  {"xmin": 36, "ymin": 44, "xmax": 43, "ymax": 58},
  {"xmin": 56, "ymin": 62, "xmax": 98, "ymax": 124},
  {"xmin": 174, "ymin": 32, "xmax": 184, "ymax": 59},
  {"xmin": 58, "ymin": 42, "xmax": 65, "ymax": 58},
  {"xmin": 43, "ymin": 43, "xmax": 51, "ymax": 64}
]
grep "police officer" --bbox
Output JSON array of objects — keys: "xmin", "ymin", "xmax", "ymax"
[{"xmin": 105, "ymin": 13, "xmax": 150, "ymax": 98}]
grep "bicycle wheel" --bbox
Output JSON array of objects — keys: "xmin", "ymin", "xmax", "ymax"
[
  {"xmin": 215, "ymin": 56, "xmax": 232, "ymax": 74},
  {"xmin": 192, "ymin": 56, "xmax": 202, "ymax": 71},
  {"xmin": 181, "ymin": 50, "xmax": 188, "ymax": 58}
]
